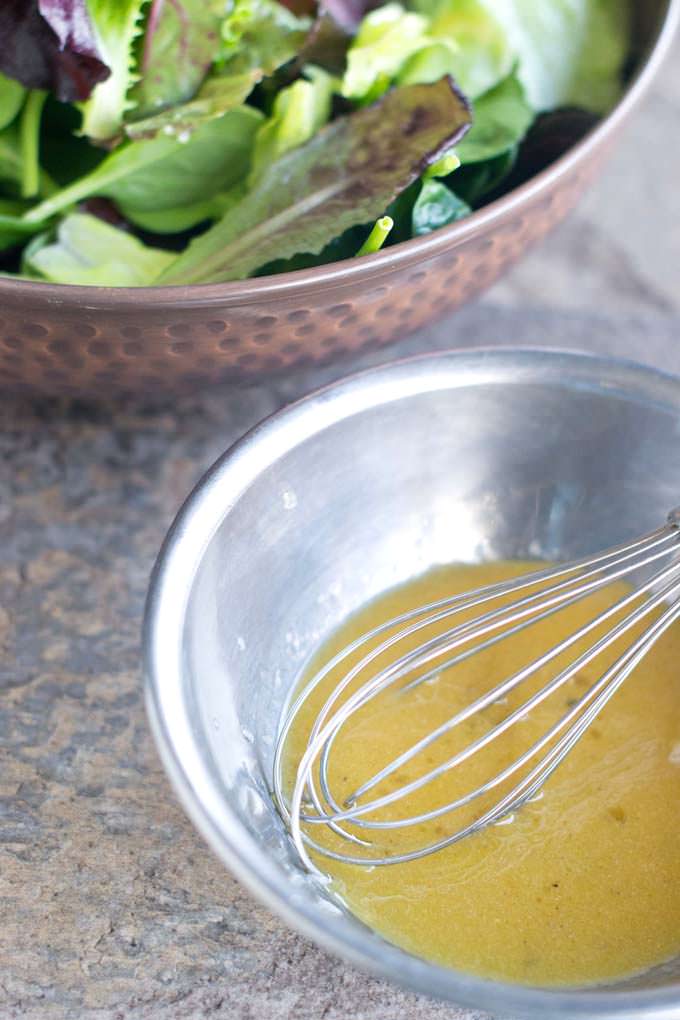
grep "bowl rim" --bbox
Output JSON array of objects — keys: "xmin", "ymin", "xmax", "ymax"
[
  {"xmin": 3, "ymin": 1, "xmax": 679, "ymax": 309},
  {"xmin": 145, "ymin": 347, "xmax": 680, "ymax": 1020}
]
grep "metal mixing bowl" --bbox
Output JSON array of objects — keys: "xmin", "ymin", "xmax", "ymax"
[
  {"xmin": 2, "ymin": 1, "xmax": 678, "ymax": 397},
  {"xmin": 145, "ymin": 348, "xmax": 680, "ymax": 1020}
]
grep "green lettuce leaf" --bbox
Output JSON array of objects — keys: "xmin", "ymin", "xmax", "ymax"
[
  {"xmin": 456, "ymin": 72, "xmax": 533, "ymax": 164},
  {"xmin": 218, "ymin": 0, "xmax": 310, "ymax": 62},
  {"xmin": 79, "ymin": 0, "xmax": 147, "ymax": 140},
  {"xmin": 129, "ymin": 0, "xmax": 223, "ymax": 119},
  {"xmin": 397, "ymin": 42, "xmax": 457, "ymax": 88},
  {"xmin": 159, "ymin": 77, "xmax": 471, "ymax": 284},
  {"xmin": 407, "ymin": 0, "xmax": 514, "ymax": 99},
  {"xmin": 24, "ymin": 106, "xmax": 262, "ymax": 223},
  {"xmin": 406, "ymin": 0, "xmax": 629, "ymax": 113},
  {"xmin": 126, "ymin": 0, "xmax": 310, "ymax": 140},
  {"xmin": 25, "ymin": 212, "xmax": 175, "ymax": 285},
  {"xmin": 341, "ymin": 4, "xmax": 430, "ymax": 100},
  {"xmin": 480, "ymin": 0, "xmax": 631, "ymax": 114},
  {"xmin": 412, "ymin": 179, "xmax": 470, "ymax": 234},
  {"xmin": 249, "ymin": 66, "xmax": 336, "ymax": 185},
  {"xmin": 0, "ymin": 72, "xmax": 25, "ymax": 130}
]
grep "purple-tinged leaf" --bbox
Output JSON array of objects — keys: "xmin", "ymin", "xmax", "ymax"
[
  {"xmin": 298, "ymin": 14, "xmax": 351, "ymax": 75},
  {"xmin": 130, "ymin": 0, "xmax": 223, "ymax": 119},
  {"xmin": 0, "ymin": 0, "xmax": 110, "ymax": 102},
  {"xmin": 319, "ymin": 0, "xmax": 382, "ymax": 34},
  {"xmin": 159, "ymin": 77, "xmax": 472, "ymax": 284}
]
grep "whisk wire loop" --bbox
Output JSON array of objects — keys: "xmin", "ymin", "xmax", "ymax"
[{"xmin": 274, "ymin": 510, "xmax": 680, "ymax": 869}]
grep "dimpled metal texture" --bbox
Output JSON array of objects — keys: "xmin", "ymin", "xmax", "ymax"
[{"xmin": 0, "ymin": 0, "xmax": 674, "ymax": 398}]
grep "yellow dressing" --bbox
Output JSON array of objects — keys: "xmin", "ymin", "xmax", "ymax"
[{"xmin": 284, "ymin": 561, "xmax": 680, "ymax": 987}]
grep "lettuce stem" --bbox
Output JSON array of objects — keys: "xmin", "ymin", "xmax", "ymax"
[
  {"xmin": 19, "ymin": 90, "xmax": 47, "ymax": 199},
  {"xmin": 357, "ymin": 215, "xmax": 393, "ymax": 257},
  {"xmin": 425, "ymin": 150, "xmax": 461, "ymax": 179}
]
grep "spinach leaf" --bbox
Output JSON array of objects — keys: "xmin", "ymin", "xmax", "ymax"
[
  {"xmin": 382, "ymin": 178, "xmax": 420, "ymax": 243},
  {"xmin": 120, "ymin": 187, "xmax": 244, "ymax": 234},
  {"xmin": 24, "ymin": 106, "xmax": 262, "ymax": 222},
  {"xmin": 452, "ymin": 146, "xmax": 517, "ymax": 205},
  {"xmin": 78, "ymin": 0, "xmax": 147, "ymax": 140},
  {"xmin": 412, "ymin": 178, "xmax": 470, "ymax": 234},
  {"xmin": 25, "ymin": 212, "xmax": 175, "ymax": 285},
  {"xmin": 484, "ymin": 107, "xmax": 599, "ymax": 198},
  {"xmin": 456, "ymin": 73, "xmax": 533, "ymax": 164},
  {"xmin": 39, "ymin": 94, "xmax": 105, "ymax": 184},
  {"xmin": 159, "ymin": 77, "xmax": 471, "ymax": 284}
]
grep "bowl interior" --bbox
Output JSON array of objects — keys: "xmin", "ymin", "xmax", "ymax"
[{"xmin": 149, "ymin": 351, "xmax": 680, "ymax": 1017}]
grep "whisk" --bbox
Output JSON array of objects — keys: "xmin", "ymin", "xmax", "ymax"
[{"xmin": 273, "ymin": 508, "xmax": 680, "ymax": 869}]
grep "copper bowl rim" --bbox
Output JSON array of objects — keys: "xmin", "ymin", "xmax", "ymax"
[{"xmin": 1, "ymin": 1, "xmax": 678, "ymax": 312}]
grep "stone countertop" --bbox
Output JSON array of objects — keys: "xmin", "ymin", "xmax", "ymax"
[{"xmin": 2, "ymin": 52, "xmax": 680, "ymax": 1020}]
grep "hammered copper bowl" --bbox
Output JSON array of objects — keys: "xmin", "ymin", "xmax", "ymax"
[{"xmin": 2, "ymin": 1, "xmax": 677, "ymax": 397}]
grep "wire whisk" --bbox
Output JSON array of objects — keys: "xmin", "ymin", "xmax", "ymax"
[{"xmin": 273, "ymin": 508, "xmax": 680, "ymax": 869}]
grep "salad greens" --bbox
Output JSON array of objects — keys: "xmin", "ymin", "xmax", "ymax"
[
  {"xmin": 159, "ymin": 77, "xmax": 470, "ymax": 283},
  {"xmin": 0, "ymin": 0, "xmax": 631, "ymax": 286}
]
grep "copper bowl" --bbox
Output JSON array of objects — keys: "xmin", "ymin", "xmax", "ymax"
[{"xmin": 1, "ymin": 1, "xmax": 677, "ymax": 398}]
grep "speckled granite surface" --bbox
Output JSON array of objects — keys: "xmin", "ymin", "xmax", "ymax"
[{"xmin": 2, "ymin": 53, "xmax": 680, "ymax": 1020}]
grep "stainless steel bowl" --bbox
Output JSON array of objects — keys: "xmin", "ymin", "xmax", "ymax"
[{"xmin": 144, "ymin": 348, "xmax": 680, "ymax": 1019}]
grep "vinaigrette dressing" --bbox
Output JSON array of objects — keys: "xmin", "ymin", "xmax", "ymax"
[{"xmin": 284, "ymin": 561, "xmax": 680, "ymax": 987}]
